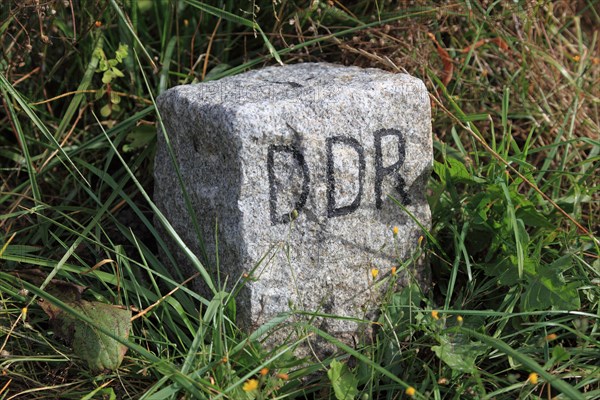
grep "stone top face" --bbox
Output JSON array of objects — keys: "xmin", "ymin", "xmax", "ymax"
[
  {"xmin": 154, "ymin": 62, "xmax": 432, "ymax": 353},
  {"xmin": 166, "ymin": 63, "xmax": 425, "ymax": 109}
]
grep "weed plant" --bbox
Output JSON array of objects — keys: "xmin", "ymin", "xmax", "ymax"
[{"xmin": 0, "ymin": 1, "xmax": 598, "ymax": 399}]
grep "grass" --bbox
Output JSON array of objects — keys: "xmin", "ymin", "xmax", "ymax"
[{"xmin": 1, "ymin": 0, "xmax": 598, "ymax": 399}]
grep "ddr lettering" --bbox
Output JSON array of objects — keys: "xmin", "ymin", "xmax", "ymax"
[{"xmin": 268, "ymin": 129, "xmax": 410, "ymax": 226}]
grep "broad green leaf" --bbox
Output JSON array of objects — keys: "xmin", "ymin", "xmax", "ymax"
[
  {"xmin": 40, "ymin": 298, "xmax": 131, "ymax": 372},
  {"xmin": 111, "ymin": 66, "xmax": 125, "ymax": 78},
  {"xmin": 72, "ymin": 301, "xmax": 131, "ymax": 373},
  {"xmin": 327, "ymin": 359, "xmax": 359, "ymax": 400},
  {"xmin": 522, "ymin": 279, "xmax": 580, "ymax": 310},
  {"xmin": 95, "ymin": 88, "xmax": 105, "ymax": 100},
  {"xmin": 110, "ymin": 91, "xmax": 121, "ymax": 104},
  {"xmin": 100, "ymin": 104, "xmax": 112, "ymax": 117},
  {"xmin": 521, "ymin": 256, "xmax": 581, "ymax": 310},
  {"xmin": 122, "ymin": 125, "xmax": 155, "ymax": 152},
  {"xmin": 102, "ymin": 70, "xmax": 114, "ymax": 84},
  {"xmin": 515, "ymin": 205, "xmax": 553, "ymax": 228},
  {"xmin": 433, "ymin": 158, "xmax": 484, "ymax": 185},
  {"xmin": 446, "ymin": 157, "xmax": 478, "ymax": 182},
  {"xmin": 115, "ymin": 43, "xmax": 128, "ymax": 62},
  {"xmin": 432, "ymin": 334, "xmax": 486, "ymax": 374},
  {"xmin": 382, "ymin": 283, "xmax": 421, "ymax": 326},
  {"xmin": 551, "ymin": 345, "xmax": 571, "ymax": 364}
]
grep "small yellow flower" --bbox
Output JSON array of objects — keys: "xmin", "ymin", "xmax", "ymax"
[
  {"xmin": 221, "ymin": 357, "xmax": 228, "ymax": 363},
  {"xmin": 21, "ymin": 307, "xmax": 28, "ymax": 321},
  {"xmin": 391, "ymin": 266, "xmax": 397, "ymax": 276},
  {"xmin": 371, "ymin": 268, "xmax": 379, "ymax": 279},
  {"xmin": 545, "ymin": 333, "xmax": 557, "ymax": 341},
  {"xmin": 457, "ymin": 315, "xmax": 463, "ymax": 325},
  {"xmin": 392, "ymin": 226, "xmax": 399, "ymax": 236},
  {"xmin": 260, "ymin": 367, "xmax": 269, "ymax": 376},
  {"xmin": 431, "ymin": 310, "xmax": 439, "ymax": 320},
  {"xmin": 405, "ymin": 386, "xmax": 416, "ymax": 396},
  {"xmin": 243, "ymin": 378, "xmax": 259, "ymax": 392},
  {"xmin": 573, "ymin": 55, "xmax": 580, "ymax": 62},
  {"xmin": 276, "ymin": 372, "xmax": 289, "ymax": 380},
  {"xmin": 528, "ymin": 372, "xmax": 538, "ymax": 385}
]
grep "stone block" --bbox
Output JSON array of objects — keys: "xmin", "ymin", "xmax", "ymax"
[{"xmin": 154, "ymin": 62, "xmax": 432, "ymax": 354}]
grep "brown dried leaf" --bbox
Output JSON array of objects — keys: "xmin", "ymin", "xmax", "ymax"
[{"xmin": 427, "ymin": 32, "xmax": 454, "ymax": 86}]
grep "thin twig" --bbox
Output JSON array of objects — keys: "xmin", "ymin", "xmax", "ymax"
[{"xmin": 131, "ymin": 272, "xmax": 201, "ymax": 322}]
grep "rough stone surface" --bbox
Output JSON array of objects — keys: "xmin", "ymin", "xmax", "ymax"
[{"xmin": 154, "ymin": 62, "xmax": 432, "ymax": 354}]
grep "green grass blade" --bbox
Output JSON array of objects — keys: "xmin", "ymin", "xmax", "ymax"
[
  {"xmin": 53, "ymin": 35, "xmax": 103, "ymax": 141},
  {"xmin": 0, "ymin": 73, "xmax": 90, "ymax": 186},
  {"xmin": 159, "ymin": 36, "xmax": 177, "ymax": 94},
  {"xmin": 108, "ymin": 0, "xmax": 157, "ymax": 72},
  {"xmin": 183, "ymin": 0, "xmax": 282, "ymax": 65},
  {"xmin": 460, "ymin": 327, "xmax": 585, "ymax": 400},
  {"xmin": 1, "ymin": 86, "xmax": 41, "ymax": 207},
  {"xmin": 1, "ymin": 272, "xmax": 208, "ymax": 398},
  {"xmin": 131, "ymin": 46, "xmax": 213, "ymax": 290},
  {"xmin": 97, "ymin": 115, "xmax": 217, "ymax": 295}
]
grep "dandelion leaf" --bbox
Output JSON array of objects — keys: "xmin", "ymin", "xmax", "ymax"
[
  {"xmin": 42, "ymin": 299, "xmax": 131, "ymax": 373},
  {"xmin": 432, "ymin": 334, "xmax": 486, "ymax": 374},
  {"xmin": 72, "ymin": 300, "xmax": 131, "ymax": 373},
  {"xmin": 327, "ymin": 359, "xmax": 358, "ymax": 400},
  {"xmin": 123, "ymin": 125, "xmax": 155, "ymax": 152}
]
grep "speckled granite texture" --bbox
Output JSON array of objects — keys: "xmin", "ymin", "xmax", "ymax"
[{"xmin": 154, "ymin": 63, "xmax": 432, "ymax": 355}]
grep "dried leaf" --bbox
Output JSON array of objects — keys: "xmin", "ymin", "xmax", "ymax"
[
  {"xmin": 428, "ymin": 32, "xmax": 454, "ymax": 86},
  {"xmin": 11, "ymin": 269, "xmax": 86, "ymax": 302},
  {"xmin": 461, "ymin": 37, "xmax": 509, "ymax": 53}
]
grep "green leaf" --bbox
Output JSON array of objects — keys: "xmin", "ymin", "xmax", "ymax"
[
  {"xmin": 515, "ymin": 205, "xmax": 553, "ymax": 228},
  {"xmin": 111, "ymin": 66, "xmax": 125, "ymax": 78},
  {"xmin": 551, "ymin": 345, "xmax": 571, "ymax": 364},
  {"xmin": 327, "ymin": 359, "xmax": 359, "ymax": 400},
  {"xmin": 72, "ymin": 301, "xmax": 131, "ymax": 373},
  {"xmin": 95, "ymin": 88, "xmax": 105, "ymax": 101},
  {"xmin": 433, "ymin": 158, "xmax": 484, "ymax": 185},
  {"xmin": 100, "ymin": 104, "xmax": 112, "ymax": 117},
  {"xmin": 521, "ymin": 256, "xmax": 581, "ymax": 310},
  {"xmin": 122, "ymin": 125, "xmax": 155, "ymax": 152},
  {"xmin": 102, "ymin": 70, "xmax": 114, "ymax": 84},
  {"xmin": 92, "ymin": 47, "xmax": 105, "ymax": 62},
  {"xmin": 446, "ymin": 157, "xmax": 475, "ymax": 182},
  {"xmin": 432, "ymin": 334, "xmax": 487, "ymax": 374},
  {"xmin": 115, "ymin": 43, "xmax": 128, "ymax": 62},
  {"xmin": 41, "ymin": 299, "xmax": 131, "ymax": 373},
  {"xmin": 95, "ymin": 49, "xmax": 109, "ymax": 72},
  {"xmin": 522, "ymin": 278, "xmax": 580, "ymax": 310},
  {"xmin": 110, "ymin": 91, "xmax": 121, "ymax": 104},
  {"xmin": 382, "ymin": 283, "xmax": 421, "ymax": 327},
  {"xmin": 461, "ymin": 328, "xmax": 585, "ymax": 400}
]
